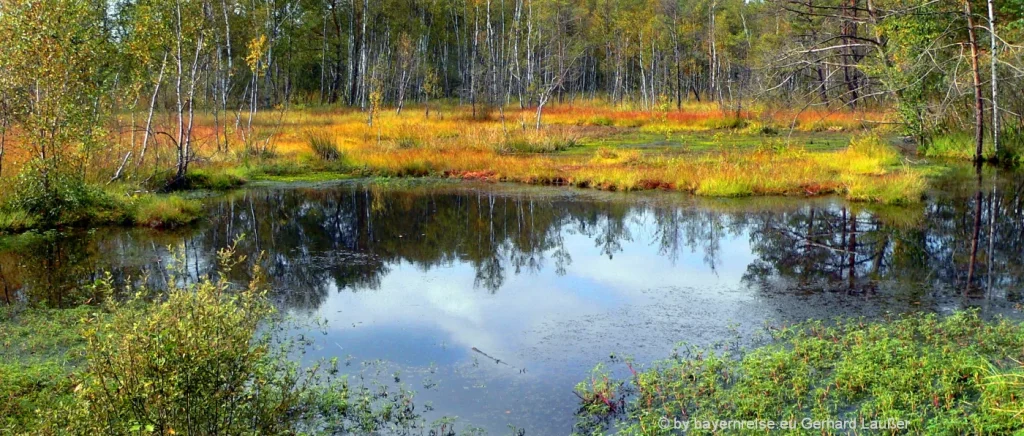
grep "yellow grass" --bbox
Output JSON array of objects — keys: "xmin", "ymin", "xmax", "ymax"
[{"xmin": 0, "ymin": 103, "xmax": 921, "ymax": 206}]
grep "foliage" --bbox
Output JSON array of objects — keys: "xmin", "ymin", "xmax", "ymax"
[
  {"xmin": 1, "ymin": 241, "xmax": 479, "ymax": 435},
  {"xmin": 9, "ymin": 161, "xmax": 118, "ymax": 226},
  {"xmin": 576, "ymin": 311, "xmax": 1024, "ymax": 435},
  {"xmin": 0, "ymin": 0, "xmax": 113, "ymax": 196},
  {"xmin": 51, "ymin": 247, "xmax": 337, "ymax": 435}
]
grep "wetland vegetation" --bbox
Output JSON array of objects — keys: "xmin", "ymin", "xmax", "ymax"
[{"xmin": 2, "ymin": 0, "xmax": 1024, "ymax": 434}]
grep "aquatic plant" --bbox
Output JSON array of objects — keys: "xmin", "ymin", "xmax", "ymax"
[{"xmin": 575, "ymin": 311, "xmax": 1024, "ymax": 435}]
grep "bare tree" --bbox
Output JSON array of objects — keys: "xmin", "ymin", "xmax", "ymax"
[
  {"xmin": 987, "ymin": 0, "xmax": 999, "ymax": 157},
  {"xmin": 964, "ymin": 0, "xmax": 985, "ymax": 163}
]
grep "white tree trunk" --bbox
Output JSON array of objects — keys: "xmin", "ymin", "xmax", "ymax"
[{"xmin": 987, "ymin": 0, "xmax": 999, "ymax": 156}]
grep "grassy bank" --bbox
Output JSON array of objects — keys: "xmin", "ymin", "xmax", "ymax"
[
  {"xmin": 0, "ymin": 190, "xmax": 204, "ymax": 235},
  {"xmin": 0, "ymin": 104, "xmax": 940, "ymax": 236},
  {"xmin": 920, "ymin": 128, "xmax": 1024, "ymax": 165},
  {"xmin": 575, "ymin": 311, "xmax": 1024, "ymax": 435}
]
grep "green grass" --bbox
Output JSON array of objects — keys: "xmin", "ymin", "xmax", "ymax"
[
  {"xmin": 0, "ymin": 190, "xmax": 203, "ymax": 235},
  {"xmin": 129, "ymin": 194, "xmax": 203, "ymax": 228},
  {"xmin": 0, "ymin": 210, "xmax": 38, "ymax": 235},
  {"xmin": 574, "ymin": 131, "xmax": 856, "ymax": 155},
  {"xmin": 184, "ymin": 168, "xmax": 248, "ymax": 190},
  {"xmin": 1, "ymin": 306, "xmax": 94, "ymax": 433},
  {"xmin": 576, "ymin": 311, "xmax": 1024, "ymax": 435},
  {"xmin": 843, "ymin": 172, "xmax": 926, "ymax": 205},
  {"xmin": 922, "ymin": 132, "xmax": 982, "ymax": 160}
]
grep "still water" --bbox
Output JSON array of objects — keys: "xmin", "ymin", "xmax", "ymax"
[{"xmin": 2, "ymin": 174, "xmax": 1023, "ymax": 433}]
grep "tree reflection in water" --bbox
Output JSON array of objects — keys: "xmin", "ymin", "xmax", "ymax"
[{"xmin": 2, "ymin": 174, "xmax": 1023, "ymax": 310}]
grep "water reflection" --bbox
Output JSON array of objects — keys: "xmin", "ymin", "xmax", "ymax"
[{"xmin": 2, "ymin": 174, "xmax": 1023, "ymax": 432}]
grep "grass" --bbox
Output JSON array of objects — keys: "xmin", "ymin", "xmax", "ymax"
[
  {"xmin": 1, "ymin": 305, "xmax": 93, "ymax": 433},
  {"xmin": 576, "ymin": 311, "xmax": 1024, "ymax": 435},
  {"xmin": 182, "ymin": 168, "xmax": 248, "ymax": 190},
  {"xmin": 0, "ymin": 102, "xmax": 929, "ymax": 234},
  {"xmin": 129, "ymin": 194, "xmax": 203, "ymax": 228},
  {"xmin": 922, "ymin": 132, "xmax": 985, "ymax": 160},
  {"xmin": 223, "ymin": 107, "xmax": 921, "ymax": 204},
  {"xmin": 306, "ymin": 129, "xmax": 343, "ymax": 161},
  {"xmin": 0, "ymin": 210, "xmax": 38, "ymax": 235},
  {"xmin": 217, "ymin": 107, "xmax": 916, "ymax": 203},
  {"xmin": 0, "ymin": 191, "xmax": 203, "ymax": 235}
]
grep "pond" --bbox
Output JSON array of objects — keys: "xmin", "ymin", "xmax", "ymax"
[{"xmin": 2, "ymin": 171, "xmax": 1023, "ymax": 434}]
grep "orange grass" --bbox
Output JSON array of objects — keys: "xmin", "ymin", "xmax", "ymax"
[{"xmin": 0, "ymin": 103, "xmax": 916, "ymax": 205}]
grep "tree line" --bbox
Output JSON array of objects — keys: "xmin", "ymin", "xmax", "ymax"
[{"xmin": 0, "ymin": 0, "xmax": 1022, "ymax": 186}]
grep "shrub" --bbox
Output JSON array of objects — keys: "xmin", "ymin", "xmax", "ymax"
[
  {"xmin": 3, "ymin": 242, "xmax": 467, "ymax": 435},
  {"xmin": 61, "ymin": 253, "xmax": 317, "ymax": 435},
  {"xmin": 10, "ymin": 160, "xmax": 111, "ymax": 225},
  {"xmin": 43, "ymin": 244, "xmax": 390, "ymax": 435}
]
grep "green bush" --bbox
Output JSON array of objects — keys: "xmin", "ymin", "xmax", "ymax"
[
  {"xmin": 0, "ymin": 242, "xmax": 445, "ymax": 435},
  {"xmin": 57, "ymin": 252, "xmax": 329, "ymax": 435},
  {"xmin": 10, "ymin": 160, "xmax": 112, "ymax": 225}
]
